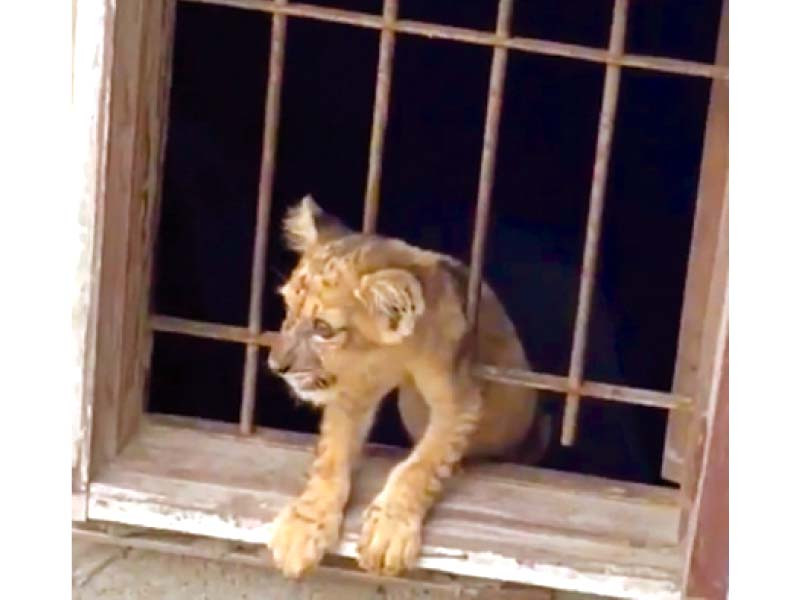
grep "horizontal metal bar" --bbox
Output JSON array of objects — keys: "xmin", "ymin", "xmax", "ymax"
[
  {"xmin": 150, "ymin": 314, "xmax": 279, "ymax": 346},
  {"xmin": 474, "ymin": 365, "xmax": 691, "ymax": 411},
  {"xmin": 187, "ymin": 0, "xmax": 727, "ymax": 80},
  {"xmin": 149, "ymin": 314, "xmax": 691, "ymax": 411}
]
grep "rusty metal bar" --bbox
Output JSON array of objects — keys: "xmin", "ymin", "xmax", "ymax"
[
  {"xmin": 561, "ymin": 0, "xmax": 628, "ymax": 447},
  {"xmin": 362, "ymin": 0, "xmax": 398, "ymax": 233},
  {"xmin": 150, "ymin": 314, "xmax": 689, "ymax": 410},
  {"xmin": 188, "ymin": 0, "xmax": 727, "ymax": 80},
  {"xmin": 240, "ymin": 2, "xmax": 288, "ymax": 434},
  {"xmin": 466, "ymin": 0, "xmax": 512, "ymax": 326},
  {"xmin": 150, "ymin": 314, "xmax": 279, "ymax": 346},
  {"xmin": 475, "ymin": 366, "xmax": 691, "ymax": 411}
]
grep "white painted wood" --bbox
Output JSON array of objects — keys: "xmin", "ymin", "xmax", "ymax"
[
  {"xmin": 88, "ymin": 418, "xmax": 682, "ymax": 599},
  {"xmin": 71, "ymin": 0, "xmax": 115, "ymax": 519}
]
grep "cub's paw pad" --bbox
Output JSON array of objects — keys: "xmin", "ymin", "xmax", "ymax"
[
  {"xmin": 357, "ymin": 502, "xmax": 421, "ymax": 576},
  {"xmin": 267, "ymin": 501, "xmax": 340, "ymax": 578}
]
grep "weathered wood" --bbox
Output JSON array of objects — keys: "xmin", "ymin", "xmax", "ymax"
[
  {"xmin": 91, "ymin": 0, "xmax": 148, "ymax": 470},
  {"xmin": 681, "ymin": 337, "xmax": 728, "ymax": 599},
  {"xmin": 188, "ymin": 0, "xmax": 727, "ymax": 80},
  {"xmin": 678, "ymin": 183, "xmax": 728, "ymax": 536},
  {"xmin": 146, "ymin": 414, "xmax": 683, "ymax": 518},
  {"xmin": 118, "ymin": 0, "xmax": 178, "ymax": 451},
  {"xmin": 71, "ymin": 0, "xmax": 116, "ymax": 519},
  {"xmin": 88, "ymin": 417, "xmax": 682, "ymax": 599},
  {"xmin": 119, "ymin": 0, "xmax": 176, "ymax": 444},
  {"xmin": 73, "ymin": 491, "xmax": 90, "ymax": 522},
  {"xmin": 90, "ymin": 0, "xmax": 175, "ymax": 474},
  {"xmin": 662, "ymin": 0, "xmax": 728, "ymax": 483}
]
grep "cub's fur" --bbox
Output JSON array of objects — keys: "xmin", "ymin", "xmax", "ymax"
[{"xmin": 266, "ymin": 196, "xmax": 541, "ymax": 577}]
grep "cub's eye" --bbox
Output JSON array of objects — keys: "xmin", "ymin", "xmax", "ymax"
[{"xmin": 312, "ymin": 318, "xmax": 336, "ymax": 339}]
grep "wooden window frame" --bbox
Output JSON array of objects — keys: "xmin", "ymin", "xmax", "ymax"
[{"xmin": 72, "ymin": 0, "xmax": 729, "ymax": 598}]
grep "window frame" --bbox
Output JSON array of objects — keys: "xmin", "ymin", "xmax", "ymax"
[{"xmin": 71, "ymin": 0, "xmax": 729, "ymax": 597}]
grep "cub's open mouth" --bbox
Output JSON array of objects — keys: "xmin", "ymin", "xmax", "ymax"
[{"xmin": 283, "ymin": 372, "xmax": 337, "ymax": 392}]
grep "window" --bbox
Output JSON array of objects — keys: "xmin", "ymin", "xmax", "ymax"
[{"xmin": 72, "ymin": 1, "xmax": 729, "ymax": 598}]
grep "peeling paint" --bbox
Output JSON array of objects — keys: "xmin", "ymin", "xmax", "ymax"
[{"xmin": 88, "ymin": 487, "xmax": 679, "ymax": 599}]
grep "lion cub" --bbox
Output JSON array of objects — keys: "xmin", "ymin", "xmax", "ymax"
[{"xmin": 266, "ymin": 196, "xmax": 540, "ymax": 577}]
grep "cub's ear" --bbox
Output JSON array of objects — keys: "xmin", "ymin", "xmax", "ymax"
[
  {"xmin": 283, "ymin": 195, "xmax": 351, "ymax": 253},
  {"xmin": 355, "ymin": 269, "xmax": 425, "ymax": 344}
]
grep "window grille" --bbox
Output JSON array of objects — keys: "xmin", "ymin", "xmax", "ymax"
[{"xmin": 72, "ymin": 1, "xmax": 729, "ymax": 597}]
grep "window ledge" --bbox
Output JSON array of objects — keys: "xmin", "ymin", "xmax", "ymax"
[{"xmin": 87, "ymin": 416, "xmax": 683, "ymax": 599}]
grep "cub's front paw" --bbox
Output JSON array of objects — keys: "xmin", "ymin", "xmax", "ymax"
[
  {"xmin": 357, "ymin": 500, "xmax": 422, "ymax": 576},
  {"xmin": 267, "ymin": 498, "xmax": 342, "ymax": 578}
]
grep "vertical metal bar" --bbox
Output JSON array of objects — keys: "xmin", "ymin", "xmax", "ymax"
[
  {"xmin": 362, "ymin": 0, "xmax": 398, "ymax": 233},
  {"xmin": 240, "ymin": 1, "xmax": 288, "ymax": 433},
  {"xmin": 560, "ymin": 0, "xmax": 628, "ymax": 446},
  {"xmin": 466, "ymin": 0, "xmax": 513, "ymax": 327}
]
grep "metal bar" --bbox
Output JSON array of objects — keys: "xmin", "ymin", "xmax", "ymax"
[
  {"xmin": 561, "ymin": 0, "xmax": 628, "ymax": 446},
  {"xmin": 362, "ymin": 0, "xmax": 398, "ymax": 233},
  {"xmin": 466, "ymin": 0, "xmax": 512, "ymax": 326},
  {"xmin": 474, "ymin": 365, "xmax": 691, "ymax": 411},
  {"xmin": 150, "ymin": 315, "xmax": 279, "ymax": 346},
  {"xmin": 149, "ymin": 314, "xmax": 689, "ymax": 410},
  {"xmin": 188, "ymin": 0, "xmax": 727, "ymax": 80},
  {"xmin": 240, "ymin": 2, "xmax": 288, "ymax": 434}
]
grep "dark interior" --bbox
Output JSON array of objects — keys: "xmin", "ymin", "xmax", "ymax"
[{"xmin": 149, "ymin": 0, "xmax": 723, "ymax": 486}]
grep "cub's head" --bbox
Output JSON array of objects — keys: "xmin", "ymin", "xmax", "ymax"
[{"xmin": 267, "ymin": 196, "xmax": 427, "ymax": 405}]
